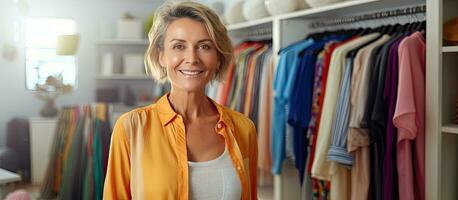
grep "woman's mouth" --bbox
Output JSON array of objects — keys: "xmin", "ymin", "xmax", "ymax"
[{"xmin": 178, "ymin": 70, "xmax": 204, "ymax": 77}]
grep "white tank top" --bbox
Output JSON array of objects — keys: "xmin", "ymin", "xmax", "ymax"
[{"xmin": 188, "ymin": 146, "xmax": 242, "ymax": 200}]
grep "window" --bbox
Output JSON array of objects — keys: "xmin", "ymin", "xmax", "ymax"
[{"xmin": 25, "ymin": 17, "xmax": 77, "ymax": 90}]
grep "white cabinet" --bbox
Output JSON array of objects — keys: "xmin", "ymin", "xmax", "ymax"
[{"xmin": 29, "ymin": 117, "xmax": 57, "ymax": 185}]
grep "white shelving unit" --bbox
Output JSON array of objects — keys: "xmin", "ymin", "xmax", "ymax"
[
  {"xmin": 96, "ymin": 39, "xmax": 149, "ymax": 75},
  {"xmin": 226, "ymin": 0, "xmax": 451, "ymax": 199},
  {"xmin": 428, "ymin": 0, "xmax": 458, "ymax": 199},
  {"xmin": 226, "ymin": 17, "xmax": 274, "ymax": 31},
  {"xmin": 442, "ymin": 124, "xmax": 458, "ymax": 134},
  {"xmin": 95, "ymin": 38, "xmax": 159, "ymax": 105},
  {"xmin": 442, "ymin": 46, "xmax": 458, "ymax": 52},
  {"xmin": 277, "ymin": 0, "xmax": 380, "ymax": 20}
]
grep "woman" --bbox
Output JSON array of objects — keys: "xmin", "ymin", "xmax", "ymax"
[{"xmin": 103, "ymin": 1, "xmax": 258, "ymax": 200}]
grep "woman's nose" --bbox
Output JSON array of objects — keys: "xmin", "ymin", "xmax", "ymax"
[{"xmin": 184, "ymin": 48, "xmax": 199, "ymax": 65}]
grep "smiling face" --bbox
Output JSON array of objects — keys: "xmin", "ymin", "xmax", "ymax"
[{"xmin": 159, "ymin": 17, "xmax": 219, "ymax": 93}]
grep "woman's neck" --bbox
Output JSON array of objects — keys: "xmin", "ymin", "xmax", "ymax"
[{"xmin": 167, "ymin": 88, "xmax": 217, "ymax": 123}]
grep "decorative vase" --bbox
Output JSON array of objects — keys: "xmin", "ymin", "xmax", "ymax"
[
  {"xmin": 225, "ymin": 1, "xmax": 246, "ymax": 24},
  {"xmin": 40, "ymin": 99, "xmax": 58, "ymax": 118},
  {"xmin": 243, "ymin": 0, "xmax": 270, "ymax": 21},
  {"xmin": 264, "ymin": 0, "xmax": 301, "ymax": 15}
]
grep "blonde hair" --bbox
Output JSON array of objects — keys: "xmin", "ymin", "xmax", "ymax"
[{"xmin": 145, "ymin": 1, "xmax": 233, "ymax": 83}]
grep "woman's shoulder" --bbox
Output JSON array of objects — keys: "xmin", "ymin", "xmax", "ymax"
[{"xmin": 115, "ymin": 103, "xmax": 159, "ymax": 129}]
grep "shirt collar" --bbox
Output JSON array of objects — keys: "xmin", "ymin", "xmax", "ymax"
[{"xmin": 156, "ymin": 93, "xmax": 233, "ymax": 129}]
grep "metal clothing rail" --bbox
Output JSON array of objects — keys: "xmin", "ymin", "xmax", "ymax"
[
  {"xmin": 230, "ymin": 25, "xmax": 272, "ymax": 39},
  {"xmin": 310, "ymin": 4, "xmax": 426, "ymax": 28}
]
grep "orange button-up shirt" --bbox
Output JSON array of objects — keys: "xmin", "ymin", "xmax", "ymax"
[{"xmin": 103, "ymin": 94, "xmax": 258, "ymax": 200}]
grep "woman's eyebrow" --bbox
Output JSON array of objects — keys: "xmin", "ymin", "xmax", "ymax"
[
  {"xmin": 197, "ymin": 39, "xmax": 212, "ymax": 43},
  {"xmin": 170, "ymin": 39, "xmax": 186, "ymax": 42},
  {"xmin": 169, "ymin": 39, "xmax": 212, "ymax": 43}
]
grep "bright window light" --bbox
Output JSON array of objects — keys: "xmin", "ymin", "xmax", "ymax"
[{"xmin": 25, "ymin": 17, "xmax": 77, "ymax": 90}]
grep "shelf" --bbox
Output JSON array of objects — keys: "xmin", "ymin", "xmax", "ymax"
[
  {"xmin": 225, "ymin": 0, "xmax": 428, "ymax": 31},
  {"xmin": 95, "ymin": 74, "xmax": 151, "ymax": 80},
  {"xmin": 227, "ymin": 0, "xmax": 380, "ymax": 31},
  {"xmin": 29, "ymin": 117, "xmax": 57, "ymax": 122},
  {"xmin": 97, "ymin": 39, "xmax": 149, "ymax": 45},
  {"xmin": 443, "ymin": 124, "xmax": 458, "ymax": 134},
  {"xmin": 226, "ymin": 0, "xmax": 381, "ymax": 31},
  {"xmin": 443, "ymin": 46, "xmax": 458, "ymax": 52},
  {"xmin": 278, "ymin": 0, "xmax": 380, "ymax": 20},
  {"xmin": 226, "ymin": 17, "xmax": 274, "ymax": 31}
]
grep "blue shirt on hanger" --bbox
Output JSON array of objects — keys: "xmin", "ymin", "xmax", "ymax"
[
  {"xmin": 272, "ymin": 39, "xmax": 313, "ymax": 174},
  {"xmin": 287, "ymin": 37, "xmax": 339, "ymax": 184}
]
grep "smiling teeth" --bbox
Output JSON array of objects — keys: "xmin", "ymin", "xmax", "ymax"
[{"xmin": 180, "ymin": 70, "xmax": 202, "ymax": 75}]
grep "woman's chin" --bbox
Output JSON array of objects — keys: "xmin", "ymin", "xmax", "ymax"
[{"xmin": 171, "ymin": 81, "xmax": 208, "ymax": 93}]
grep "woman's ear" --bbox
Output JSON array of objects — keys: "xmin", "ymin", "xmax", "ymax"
[{"xmin": 158, "ymin": 49, "xmax": 166, "ymax": 68}]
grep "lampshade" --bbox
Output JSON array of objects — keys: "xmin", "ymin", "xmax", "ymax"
[{"xmin": 56, "ymin": 34, "xmax": 79, "ymax": 55}]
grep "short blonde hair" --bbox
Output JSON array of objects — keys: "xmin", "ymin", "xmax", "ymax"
[{"xmin": 145, "ymin": 1, "xmax": 233, "ymax": 83}]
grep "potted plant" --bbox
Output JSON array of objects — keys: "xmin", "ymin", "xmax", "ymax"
[{"xmin": 34, "ymin": 75, "xmax": 73, "ymax": 117}]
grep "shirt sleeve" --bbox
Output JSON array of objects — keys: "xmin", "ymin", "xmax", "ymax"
[{"xmin": 103, "ymin": 117, "xmax": 131, "ymax": 200}]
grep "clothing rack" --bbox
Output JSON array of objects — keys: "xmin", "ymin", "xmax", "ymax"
[
  {"xmin": 310, "ymin": 4, "xmax": 426, "ymax": 28},
  {"xmin": 40, "ymin": 104, "xmax": 112, "ymax": 200},
  {"xmin": 230, "ymin": 25, "xmax": 272, "ymax": 40}
]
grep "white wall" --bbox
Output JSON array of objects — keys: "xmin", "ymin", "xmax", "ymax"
[{"xmin": 0, "ymin": 0, "xmax": 162, "ymax": 146}]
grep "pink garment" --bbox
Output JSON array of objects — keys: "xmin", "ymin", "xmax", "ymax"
[
  {"xmin": 393, "ymin": 32, "xmax": 425, "ymax": 200},
  {"xmin": 5, "ymin": 189, "xmax": 31, "ymax": 200}
]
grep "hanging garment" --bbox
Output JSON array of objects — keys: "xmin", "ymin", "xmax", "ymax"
[
  {"xmin": 348, "ymin": 34, "xmax": 391, "ymax": 200},
  {"xmin": 289, "ymin": 41, "xmax": 328, "ymax": 184},
  {"xmin": 380, "ymin": 36, "xmax": 406, "ymax": 200},
  {"xmin": 394, "ymin": 31, "xmax": 426, "ymax": 200},
  {"xmin": 316, "ymin": 33, "xmax": 381, "ymax": 200},
  {"xmin": 312, "ymin": 33, "xmax": 379, "ymax": 181},
  {"xmin": 40, "ymin": 108, "xmax": 73, "ymax": 199},
  {"xmin": 272, "ymin": 39, "xmax": 314, "ymax": 174},
  {"xmin": 363, "ymin": 33, "xmax": 403, "ymax": 200},
  {"xmin": 257, "ymin": 51, "xmax": 274, "ymax": 176},
  {"xmin": 40, "ymin": 104, "xmax": 112, "ymax": 200}
]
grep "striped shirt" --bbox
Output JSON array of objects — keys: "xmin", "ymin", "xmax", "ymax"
[{"xmin": 327, "ymin": 57, "xmax": 354, "ymax": 166}]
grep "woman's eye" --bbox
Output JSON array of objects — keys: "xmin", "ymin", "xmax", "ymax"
[
  {"xmin": 199, "ymin": 44, "xmax": 211, "ymax": 50},
  {"xmin": 172, "ymin": 44, "xmax": 185, "ymax": 50}
]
